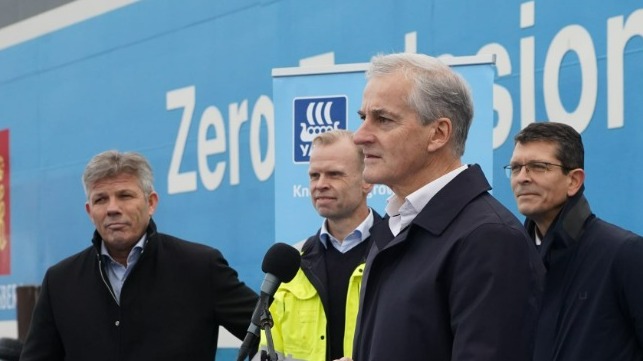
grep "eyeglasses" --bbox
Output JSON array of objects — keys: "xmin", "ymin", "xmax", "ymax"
[{"xmin": 503, "ymin": 161, "xmax": 569, "ymax": 178}]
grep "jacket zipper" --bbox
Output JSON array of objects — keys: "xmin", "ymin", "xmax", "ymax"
[{"xmin": 97, "ymin": 253, "xmax": 119, "ymax": 304}]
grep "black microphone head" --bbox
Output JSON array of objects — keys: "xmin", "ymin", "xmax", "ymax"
[{"xmin": 261, "ymin": 242, "xmax": 301, "ymax": 283}]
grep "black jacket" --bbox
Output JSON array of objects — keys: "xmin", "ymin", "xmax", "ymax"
[
  {"xmin": 299, "ymin": 210, "xmax": 382, "ymax": 334},
  {"xmin": 20, "ymin": 219, "xmax": 258, "ymax": 361},
  {"xmin": 353, "ymin": 165, "xmax": 544, "ymax": 361},
  {"xmin": 530, "ymin": 188, "xmax": 643, "ymax": 361},
  {"xmin": 300, "ymin": 210, "xmax": 382, "ymax": 360}
]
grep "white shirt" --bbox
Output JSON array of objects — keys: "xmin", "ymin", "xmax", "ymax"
[{"xmin": 534, "ymin": 229, "xmax": 543, "ymax": 246}]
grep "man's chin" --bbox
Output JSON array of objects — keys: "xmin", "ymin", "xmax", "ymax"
[
  {"xmin": 362, "ymin": 170, "xmax": 384, "ymax": 185},
  {"xmin": 316, "ymin": 210, "xmax": 333, "ymax": 219},
  {"xmin": 517, "ymin": 205, "xmax": 539, "ymax": 219},
  {"xmin": 102, "ymin": 235, "xmax": 137, "ymax": 248}
]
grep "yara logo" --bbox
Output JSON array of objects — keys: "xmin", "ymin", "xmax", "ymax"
[
  {"xmin": 293, "ymin": 96, "xmax": 347, "ymax": 163},
  {"xmin": 299, "ymin": 101, "xmax": 341, "ymax": 142}
]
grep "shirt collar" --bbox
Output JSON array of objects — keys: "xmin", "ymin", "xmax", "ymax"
[
  {"xmin": 101, "ymin": 234, "xmax": 147, "ymax": 264},
  {"xmin": 319, "ymin": 208, "xmax": 374, "ymax": 253}
]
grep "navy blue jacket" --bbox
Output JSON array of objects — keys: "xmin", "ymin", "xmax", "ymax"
[
  {"xmin": 20, "ymin": 219, "xmax": 258, "ymax": 361},
  {"xmin": 353, "ymin": 164, "xmax": 544, "ymax": 361},
  {"xmin": 530, "ymin": 189, "xmax": 643, "ymax": 361}
]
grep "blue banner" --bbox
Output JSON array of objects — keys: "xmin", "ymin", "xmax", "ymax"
[{"xmin": 0, "ymin": 0, "xmax": 642, "ymax": 353}]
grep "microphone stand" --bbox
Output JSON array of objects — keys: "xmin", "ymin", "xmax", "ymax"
[{"xmin": 259, "ymin": 305, "xmax": 278, "ymax": 361}]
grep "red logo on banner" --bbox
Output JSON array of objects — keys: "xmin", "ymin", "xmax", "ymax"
[{"xmin": 0, "ymin": 129, "xmax": 10, "ymax": 275}]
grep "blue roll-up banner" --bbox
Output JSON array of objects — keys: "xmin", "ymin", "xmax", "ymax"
[{"xmin": 273, "ymin": 55, "xmax": 495, "ymax": 244}]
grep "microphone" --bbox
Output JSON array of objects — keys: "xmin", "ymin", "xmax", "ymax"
[{"xmin": 236, "ymin": 242, "xmax": 301, "ymax": 361}]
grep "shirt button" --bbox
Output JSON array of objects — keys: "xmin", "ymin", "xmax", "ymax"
[
  {"xmin": 115, "ymin": 321, "xmax": 120, "ymax": 326},
  {"xmin": 320, "ymin": 335, "xmax": 325, "ymax": 340}
]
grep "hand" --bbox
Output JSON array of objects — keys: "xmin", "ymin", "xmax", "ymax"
[{"xmin": 333, "ymin": 358, "xmax": 353, "ymax": 361}]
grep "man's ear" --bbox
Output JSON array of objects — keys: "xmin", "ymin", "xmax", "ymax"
[
  {"xmin": 147, "ymin": 192, "xmax": 159, "ymax": 216},
  {"xmin": 426, "ymin": 118, "xmax": 452, "ymax": 152},
  {"xmin": 567, "ymin": 168, "xmax": 585, "ymax": 197}
]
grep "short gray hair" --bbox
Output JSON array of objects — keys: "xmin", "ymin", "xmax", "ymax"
[{"xmin": 82, "ymin": 150, "xmax": 155, "ymax": 199}]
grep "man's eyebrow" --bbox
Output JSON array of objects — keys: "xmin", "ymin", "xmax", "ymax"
[
  {"xmin": 510, "ymin": 159, "xmax": 552, "ymax": 164},
  {"xmin": 357, "ymin": 108, "xmax": 397, "ymax": 118}
]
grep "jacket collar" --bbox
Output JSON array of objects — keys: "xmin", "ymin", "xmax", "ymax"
[
  {"xmin": 370, "ymin": 164, "xmax": 490, "ymax": 252},
  {"xmin": 525, "ymin": 185, "xmax": 593, "ymax": 257},
  {"xmin": 412, "ymin": 164, "xmax": 491, "ymax": 236}
]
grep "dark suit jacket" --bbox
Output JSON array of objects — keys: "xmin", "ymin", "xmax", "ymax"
[
  {"xmin": 20, "ymin": 219, "xmax": 258, "ymax": 361},
  {"xmin": 353, "ymin": 164, "xmax": 544, "ymax": 361},
  {"xmin": 530, "ymin": 191, "xmax": 643, "ymax": 361}
]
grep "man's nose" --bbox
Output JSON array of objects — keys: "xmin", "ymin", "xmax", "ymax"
[
  {"xmin": 315, "ymin": 174, "xmax": 331, "ymax": 188},
  {"xmin": 106, "ymin": 198, "xmax": 121, "ymax": 213}
]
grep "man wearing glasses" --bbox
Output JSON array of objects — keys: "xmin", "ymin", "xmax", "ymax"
[{"xmin": 506, "ymin": 121, "xmax": 643, "ymax": 361}]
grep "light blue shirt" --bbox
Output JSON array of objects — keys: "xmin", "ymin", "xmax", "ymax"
[
  {"xmin": 319, "ymin": 208, "xmax": 374, "ymax": 253},
  {"xmin": 101, "ymin": 235, "xmax": 146, "ymax": 304},
  {"xmin": 386, "ymin": 165, "xmax": 468, "ymax": 236}
]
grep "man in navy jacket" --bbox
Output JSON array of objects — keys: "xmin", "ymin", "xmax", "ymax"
[
  {"xmin": 336, "ymin": 53, "xmax": 544, "ymax": 361},
  {"xmin": 20, "ymin": 150, "xmax": 258, "ymax": 361},
  {"xmin": 507, "ymin": 122, "xmax": 643, "ymax": 361}
]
